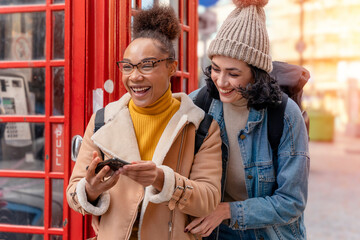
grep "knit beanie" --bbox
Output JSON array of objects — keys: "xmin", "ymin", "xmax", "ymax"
[{"xmin": 207, "ymin": 0, "xmax": 272, "ymax": 73}]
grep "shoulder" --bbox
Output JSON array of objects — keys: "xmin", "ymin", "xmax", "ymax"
[
  {"xmin": 283, "ymin": 97, "xmax": 303, "ymax": 125},
  {"xmin": 188, "ymin": 88, "xmax": 201, "ymax": 101}
]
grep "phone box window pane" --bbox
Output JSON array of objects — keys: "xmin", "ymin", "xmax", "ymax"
[
  {"xmin": 52, "ymin": 67, "xmax": 64, "ymax": 116},
  {"xmin": 0, "ymin": 233, "xmax": 43, "ymax": 240},
  {"xmin": 141, "ymin": 0, "xmax": 154, "ymax": 9},
  {"xmin": 50, "ymin": 236, "xmax": 62, "ymax": 240},
  {"xmin": 0, "ymin": 68, "xmax": 45, "ymax": 115},
  {"xmin": 0, "ymin": 0, "xmax": 45, "ymax": 5},
  {"xmin": 0, "ymin": 178, "xmax": 44, "ymax": 226},
  {"xmin": 0, "ymin": 12, "xmax": 46, "ymax": 61},
  {"xmin": 183, "ymin": 31, "xmax": 188, "ymax": 72},
  {"xmin": 52, "ymin": 11, "xmax": 64, "ymax": 59},
  {"xmin": 183, "ymin": 0, "xmax": 188, "ymax": 25},
  {"xmin": 53, "ymin": 0, "xmax": 64, "ymax": 3},
  {"xmin": 51, "ymin": 179, "xmax": 63, "ymax": 228},
  {"xmin": 183, "ymin": 78, "xmax": 188, "ymax": 93},
  {"xmin": 0, "ymin": 122, "xmax": 44, "ymax": 171}
]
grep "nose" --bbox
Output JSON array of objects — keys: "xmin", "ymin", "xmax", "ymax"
[
  {"xmin": 128, "ymin": 67, "xmax": 143, "ymax": 81},
  {"xmin": 216, "ymin": 72, "xmax": 228, "ymax": 88}
]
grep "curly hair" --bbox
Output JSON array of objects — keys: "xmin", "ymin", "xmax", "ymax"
[
  {"xmin": 132, "ymin": 5, "xmax": 180, "ymax": 59},
  {"xmin": 204, "ymin": 64, "xmax": 282, "ymax": 110}
]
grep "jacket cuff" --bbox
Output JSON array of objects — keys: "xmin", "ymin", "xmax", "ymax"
[
  {"xmin": 148, "ymin": 165, "xmax": 175, "ymax": 204},
  {"xmin": 229, "ymin": 201, "xmax": 245, "ymax": 230},
  {"xmin": 76, "ymin": 178, "xmax": 110, "ymax": 216}
]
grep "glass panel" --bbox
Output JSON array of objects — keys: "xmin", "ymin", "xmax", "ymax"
[
  {"xmin": 141, "ymin": 0, "xmax": 154, "ymax": 9},
  {"xmin": 183, "ymin": 78, "xmax": 188, "ymax": 93},
  {"xmin": 174, "ymin": 37, "xmax": 179, "ymax": 70},
  {"xmin": 50, "ymin": 236, "xmax": 62, "ymax": 240},
  {"xmin": 0, "ymin": 12, "xmax": 46, "ymax": 61},
  {"xmin": 183, "ymin": 31, "xmax": 188, "ymax": 72},
  {"xmin": 52, "ymin": 11, "xmax": 64, "ymax": 59},
  {"xmin": 53, "ymin": 0, "xmax": 64, "ymax": 3},
  {"xmin": 0, "ymin": 178, "xmax": 44, "ymax": 226},
  {"xmin": 52, "ymin": 67, "xmax": 64, "ymax": 116},
  {"xmin": 51, "ymin": 179, "xmax": 63, "ymax": 228},
  {"xmin": 0, "ymin": 68, "xmax": 45, "ymax": 115},
  {"xmin": 183, "ymin": 0, "xmax": 188, "ymax": 25},
  {"xmin": 0, "ymin": 122, "xmax": 44, "ymax": 171},
  {"xmin": 132, "ymin": 0, "xmax": 136, "ymax": 9},
  {"xmin": 51, "ymin": 124, "xmax": 64, "ymax": 172},
  {"xmin": 0, "ymin": 232, "xmax": 43, "ymax": 240},
  {"xmin": 0, "ymin": 0, "xmax": 45, "ymax": 5}
]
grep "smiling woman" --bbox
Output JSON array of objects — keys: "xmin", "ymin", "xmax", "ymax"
[{"xmin": 66, "ymin": 4, "xmax": 222, "ymax": 240}]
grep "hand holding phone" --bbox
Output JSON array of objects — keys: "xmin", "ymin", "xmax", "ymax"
[{"xmin": 94, "ymin": 158, "xmax": 130, "ymax": 174}]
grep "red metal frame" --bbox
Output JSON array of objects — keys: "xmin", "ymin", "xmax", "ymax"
[{"xmin": 0, "ymin": 0, "xmax": 70, "ymax": 239}]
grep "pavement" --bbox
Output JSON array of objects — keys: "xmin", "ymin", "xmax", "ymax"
[{"xmin": 305, "ymin": 132, "xmax": 360, "ymax": 240}]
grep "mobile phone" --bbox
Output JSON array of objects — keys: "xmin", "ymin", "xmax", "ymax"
[{"xmin": 94, "ymin": 158, "xmax": 130, "ymax": 173}]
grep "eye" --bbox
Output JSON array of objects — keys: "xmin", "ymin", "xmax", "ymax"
[
  {"xmin": 211, "ymin": 65, "xmax": 220, "ymax": 72},
  {"xmin": 229, "ymin": 73, "xmax": 239, "ymax": 77},
  {"xmin": 122, "ymin": 63, "xmax": 133, "ymax": 71},
  {"xmin": 141, "ymin": 62, "xmax": 153, "ymax": 71}
]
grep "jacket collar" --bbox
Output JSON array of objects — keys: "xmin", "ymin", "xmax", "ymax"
[
  {"xmin": 91, "ymin": 92, "xmax": 205, "ymax": 165},
  {"xmin": 209, "ymin": 98, "xmax": 265, "ymax": 135}
]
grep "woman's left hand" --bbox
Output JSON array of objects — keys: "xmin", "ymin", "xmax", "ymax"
[
  {"xmin": 185, "ymin": 202, "xmax": 231, "ymax": 237},
  {"xmin": 120, "ymin": 161, "xmax": 164, "ymax": 190}
]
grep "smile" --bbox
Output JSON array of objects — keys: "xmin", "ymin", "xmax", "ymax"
[
  {"xmin": 218, "ymin": 88, "xmax": 233, "ymax": 94},
  {"xmin": 131, "ymin": 87, "xmax": 150, "ymax": 93}
]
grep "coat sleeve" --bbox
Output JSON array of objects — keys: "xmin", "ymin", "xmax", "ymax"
[
  {"xmin": 168, "ymin": 120, "xmax": 222, "ymax": 217},
  {"xmin": 66, "ymin": 114, "xmax": 110, "ymax": 216}
]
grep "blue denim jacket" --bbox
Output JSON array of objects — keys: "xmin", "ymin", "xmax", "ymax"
[{"xmin": 190, "ymin": 89, "xmax": 310, "ymax": 240}]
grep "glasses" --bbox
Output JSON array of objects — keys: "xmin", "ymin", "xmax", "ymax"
[{"xmin": 116, "ymin": 57, "xmax": 173, "ymax": 75}]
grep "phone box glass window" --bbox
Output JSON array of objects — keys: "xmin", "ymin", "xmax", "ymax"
[{"xmin": 0, "ymin": 12, "xmax": 46, "ymax": 61}]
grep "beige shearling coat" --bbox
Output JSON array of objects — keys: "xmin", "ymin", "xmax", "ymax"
[{"xmin": 66, "ymin": 93, "xmax": 222, "ymax": 240}]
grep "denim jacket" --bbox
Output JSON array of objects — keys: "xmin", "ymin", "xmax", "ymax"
[{"xmin": 190, "ymin": 89, "xmax": 310, "ymax": 240}]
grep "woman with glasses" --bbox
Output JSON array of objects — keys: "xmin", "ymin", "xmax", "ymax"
[{"xmin": 66, "ymin": 5, "xmax": 222, "ymax": 240}]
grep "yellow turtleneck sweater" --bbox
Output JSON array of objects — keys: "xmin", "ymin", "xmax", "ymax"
[{"xmin": 128, "ymin": 87, "xmax": 180, "ymax": 161}]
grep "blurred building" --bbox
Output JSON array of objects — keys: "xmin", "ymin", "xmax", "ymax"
[{"xmin": 267, "ymin": 0, "xmax": 360, "ymax": 134}]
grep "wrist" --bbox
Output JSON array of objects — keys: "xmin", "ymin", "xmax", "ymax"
[{"xmin": 153, "ymin": 167, "xmax": 164, "ymax": 192}]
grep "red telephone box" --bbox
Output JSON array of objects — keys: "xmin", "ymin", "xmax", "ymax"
[{"xmin": 0, "ymin": 0, "xmax": 198, "ymax": 239}]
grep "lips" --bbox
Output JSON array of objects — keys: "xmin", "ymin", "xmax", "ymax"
[
  {"xmin": 130, "ymin": 86, "xmax": 150, "ymax": 94},
  {"xmin": 218, "ymin": 88, "xmax": 234, "ymax": 94}
]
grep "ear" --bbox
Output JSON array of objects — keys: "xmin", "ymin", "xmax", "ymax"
[{"xmin": 168, "ymin": 60, "xmax": 178, "ymax": 77}]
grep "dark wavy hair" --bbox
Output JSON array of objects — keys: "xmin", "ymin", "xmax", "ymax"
[
  {"xmin": 132, "ymin": 5, "xmax": 180, "ymax": 59},
  {"xmin": 204, "ymin": 64, "xmax": 282, "ymax": 110}
]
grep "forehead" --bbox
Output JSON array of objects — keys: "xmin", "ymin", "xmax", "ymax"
[
  {"xmin": 212, "ymin": 55, "xmax": 249, "ymax": 69},
  {"xmin": 124, "ymin": 38, "xmax": 164, "ymax": 62}
]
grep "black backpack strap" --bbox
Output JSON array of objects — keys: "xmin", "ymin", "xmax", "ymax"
[
  {"xmin": 94, "ymin": 107, "xmax": 105, "ymax": 159},
  {"xmin": 267, "ymin": 92, "xmax": 288, "ymax": 154},
  {"xmin": 194, "ymin": 113, "xmax": 213, "ymax": 155},
  {"xmin": 194, "ymin": 86, "xmax": 212, "ymax": 113}
]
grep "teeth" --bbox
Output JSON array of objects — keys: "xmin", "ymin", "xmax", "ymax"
[
  {"xmin": 132, "ymin": 87, "xmax": 150, "ymax": 92},
  {"xmin": 218, "ymin": 88, "xmax": 232, "ymax": 94}
]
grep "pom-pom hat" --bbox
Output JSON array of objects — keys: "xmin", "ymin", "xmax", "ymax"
[{"xmin": 207, "ymin": 0, "xmax": 273, "ymax": 73}]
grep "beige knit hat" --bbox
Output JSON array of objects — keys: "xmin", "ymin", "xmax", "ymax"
[{"xmin": 207, "ymin": 0, "xmax": 272, "ymax": 73}]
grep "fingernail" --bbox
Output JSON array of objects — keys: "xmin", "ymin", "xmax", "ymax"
[{"xmin": 184, "ymin": 229, "xmax": 188, "ymax": 233}]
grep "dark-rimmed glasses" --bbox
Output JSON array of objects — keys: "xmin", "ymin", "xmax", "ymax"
[{"xmin": 116, "ymin": 57, "xmax": 173, "ymax": 75}]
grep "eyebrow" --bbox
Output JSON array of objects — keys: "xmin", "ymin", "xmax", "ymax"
[
  {"xmin": 211, "ymin": 61, "xmax": 242, "ymax": 72},
  {"xmin": 122, "ymin": 57, "xmax": 157, "ymax": 62}
]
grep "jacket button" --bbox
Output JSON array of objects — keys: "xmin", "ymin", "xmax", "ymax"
[
  {"xmin": 240, "ymin": 134, "xmax": 246, "ymax": 140},
  {"xmin": 247, "ymin": 175, "xmax": 253, "ymax": 179}
]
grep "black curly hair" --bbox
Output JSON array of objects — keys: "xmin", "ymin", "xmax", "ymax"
[
  {"xmin": 132, "ymin": 5, "xmax": 180, "ymax": 59},
  {"xmin": 204, "ymin": 64, "xmax": 282, "ymax": 110}
]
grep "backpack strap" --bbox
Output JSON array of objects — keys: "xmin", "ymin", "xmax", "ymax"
[
  {"xmin": 194, "ymin": 113, "xmax": 213, "ymax": 155},
  {"xmin": 94, "ymin": 107, "xmax": 105, "ymax": 159},
  {"xmin": 267, "ymin": 92, "xmax": 288, "ymax": 154},
  {"xmin": 194, "ymin": 86, "xmax": 212, "ymax": 113},
  {"xmin": 193, "ymin": 86, "xmax": 214, "ymax": 155}
]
